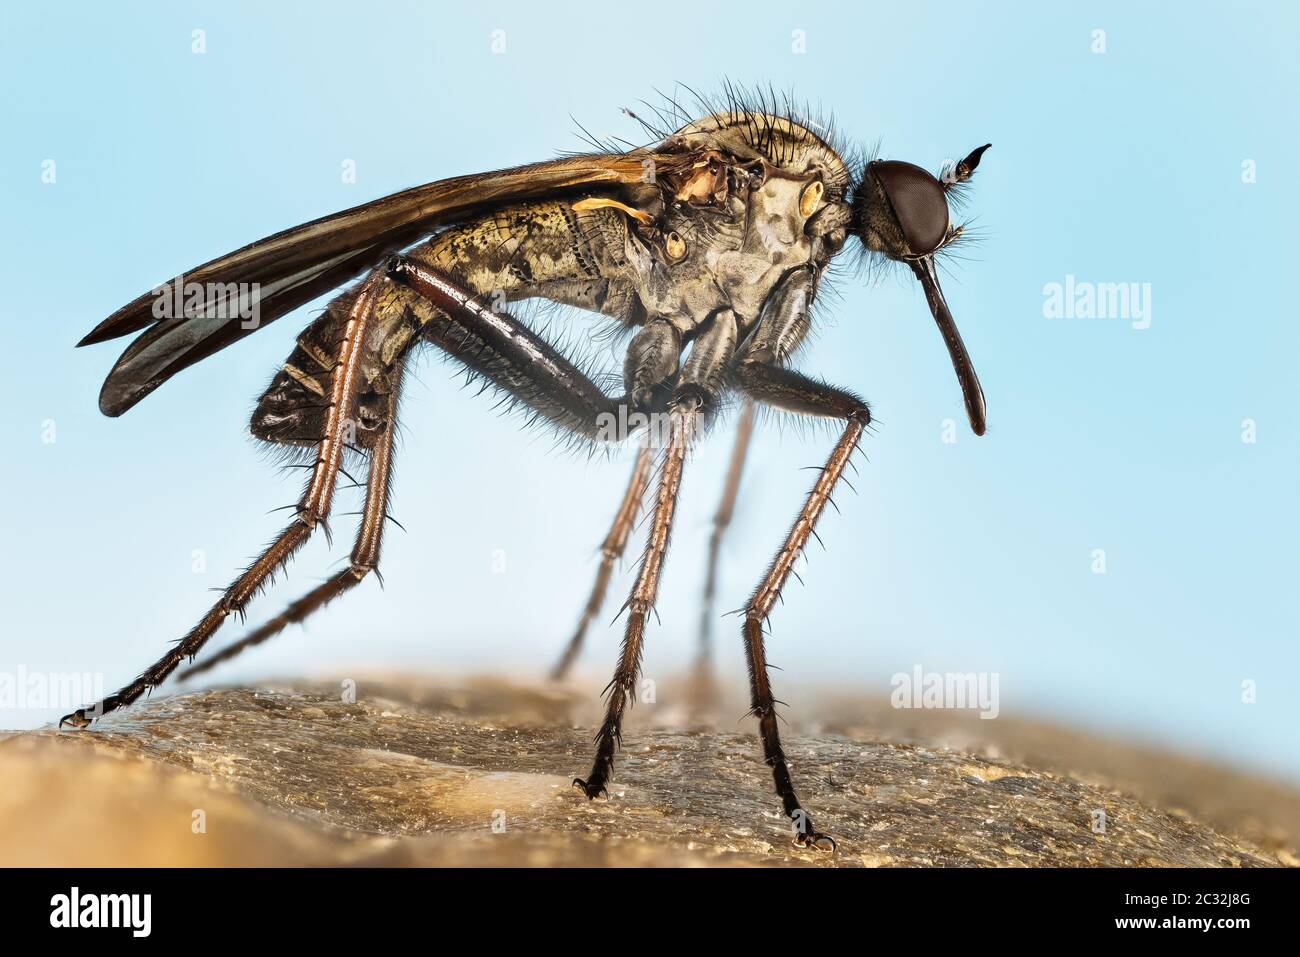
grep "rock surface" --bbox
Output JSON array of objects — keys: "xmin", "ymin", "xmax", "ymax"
[{"xmin": 2, "ymin": 676, "xmax": 1295, "ymax": 867}]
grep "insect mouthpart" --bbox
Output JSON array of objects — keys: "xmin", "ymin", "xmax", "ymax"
[{"xmin": 850, "ymin": 144, "xmax": 991, "ymax": 436}]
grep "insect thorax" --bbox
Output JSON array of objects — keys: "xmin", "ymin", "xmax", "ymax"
[{"xmin": 630, "ymin": 111, "xmax": 852, "ymax": 333}]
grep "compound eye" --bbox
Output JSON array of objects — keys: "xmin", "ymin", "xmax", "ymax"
[{"xmin": 872, "ymin": 160, "xmax": 950, "ymax": 256}]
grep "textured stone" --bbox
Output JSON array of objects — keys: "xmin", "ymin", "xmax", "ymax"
[{"xmin": 1, "ymin": 677, "xmax": 1293, "ymax": 867}]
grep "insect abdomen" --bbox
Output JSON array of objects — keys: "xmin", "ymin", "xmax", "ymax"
[
  {"xmin": 250, "ymin": 199, "xmax": 635, "ymax": 449},
  {"xmin": 250, "ymin": 283, "xmax": 420, "ymax": 450}
]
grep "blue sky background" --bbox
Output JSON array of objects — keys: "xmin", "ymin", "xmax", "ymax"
[{"xmin": 2, "ymin": 2, "xmax": 1296, "ymax": 782}]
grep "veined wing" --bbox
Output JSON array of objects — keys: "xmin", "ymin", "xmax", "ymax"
[{"xmin": 84, "ymin": 152, "xmax": 685, "ymax": 416}]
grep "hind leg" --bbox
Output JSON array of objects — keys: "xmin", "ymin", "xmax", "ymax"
[
  {"xmin": 62, "ymin": 273, "xmax": 388, "ymax": 726},
  {"xmin": 67, "ymin": 257, "xmax": 638, "ymax": 725},
  {"xmin": 178, "ymin": 357, "xmax": 408, "ymax": 682}
]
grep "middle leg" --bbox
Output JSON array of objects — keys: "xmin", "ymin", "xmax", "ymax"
[
  {"xmin": 690, "ymin": 399, "xmax": 756, "ymax": 719},
  {"xmin": 573, "ymin": 308, "xmax": 740, "ymax": 798},
  {"xmin": 549, "ymin": 442, "xmax": 654, "ymax": 681},
  {"xmin": 572, "ymin": 399, "xmax": 696, "ymax": 797}
]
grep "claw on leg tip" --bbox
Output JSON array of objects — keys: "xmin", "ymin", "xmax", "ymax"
[{"xmin": 572, "ymin": 777, "xmax": 607, "ymax": 800}]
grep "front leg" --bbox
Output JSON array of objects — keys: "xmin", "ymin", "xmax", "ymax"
[
  {"xmin": 733, "ymin": 359, "xmax": 869, "ymax": 851},
  {"xmin": 727, "ymin": 264, "xmax": 867, "ymax": 850}
]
